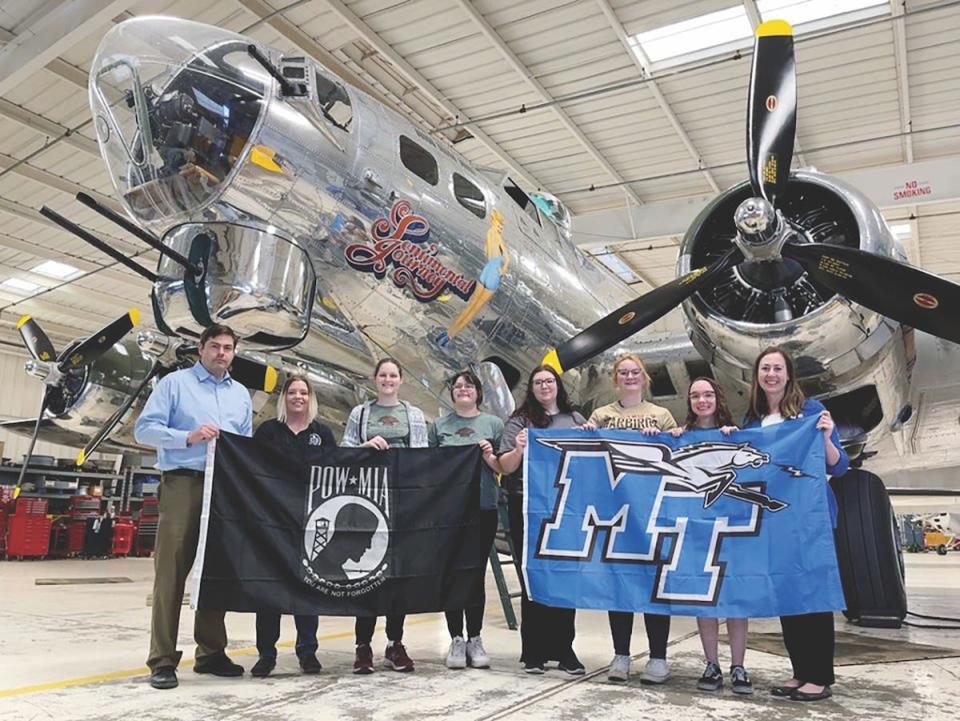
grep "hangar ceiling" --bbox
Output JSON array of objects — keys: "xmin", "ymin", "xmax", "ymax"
[{"xmin": 0, "ymin": 0, "xmax": 956, "ymax": 352}]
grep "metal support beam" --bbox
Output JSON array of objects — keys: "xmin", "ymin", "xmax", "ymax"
[
  {"xmin": 458, "ymin": 0, "xmax": 645, "ymax": 205},
  {"xmin": 318, "ymin": 0, "xmax": 546, "ymax": 192},
  {"xmin": 572, "ymin": 156, "xmax": 960, "ymax": 245},
  {"xmin": 0, "ymin": 0, "xmax": 138, "ymax": 96},
  {"xmin": 890, "ymin": 0, "xmax": 914, "ymax": 163},
  {"xmin": 596, "ymin": 0, "xmax": 720, "ymax": 194},
  {"xmin": 0, "ymin": 98, "xmax": 99, "ymax": 156},
  {"xmin": 0, "ymin": 153, "xmax": 120, "ymax": 213}
]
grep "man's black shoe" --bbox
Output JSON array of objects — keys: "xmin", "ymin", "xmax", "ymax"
[
  {"xmin": 194, "ymin": 653, "xmax": 244, "ymax": 677},
  {"xmin": 251, "ymin": 656, "xmax": 276, "ymax": 678},
  {"xmin": 299, "ymin": 653, "xmax": 322, "ymax": 674},
  {"xmin": 150, "ymin": 666, "xmax": 178, "ymax": 690}
]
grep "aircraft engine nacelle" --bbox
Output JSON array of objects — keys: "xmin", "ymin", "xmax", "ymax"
[
  {"xmin": 27, "ymin": 338, "xmax": 156, "ymax": 444},
  {"xmin": 678, "ymin": 171, "xmax": 914, "ymax": 450}
]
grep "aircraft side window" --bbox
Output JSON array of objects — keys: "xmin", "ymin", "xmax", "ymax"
[
  {"xmin": 453, "ymin": 172, "xmax": 486, "ymax": 219},
  {"xmin": 646, "ymin": 363, "xmax": 678, "ymax": 398},
  {"xmin": 503, "ymin": 178, "xmax": 540, "ymax": 226},
  {"xmin": 314, "ymin": 72, "xmax": 352, "ymax": 131},
  {"xmin": 399, "ymin": 135, "xmax": 438, "ymax": 185}
]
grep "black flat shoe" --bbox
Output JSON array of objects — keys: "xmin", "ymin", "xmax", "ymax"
[
  {"xmin": 251, "ymin": 657, "xmax": 276, "ymax": 678},
  {"xmin": 150, "ymin": 666, "xmax": 178, "ymax": 690},
  {"xmin": 299, "ymin": 653, "xmax": 322, "ymax": 674},
  {"xmin": 770, "ymin": 684, "xmax": 801, "ymax": 697},
  {"xmin": 790, "ymin": 687, "xmax": 832, "ymax": 701}
]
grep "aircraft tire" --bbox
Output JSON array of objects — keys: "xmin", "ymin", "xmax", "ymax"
[
  {"xmin": 937, "ymin": 545, "xmax": 948, "ymax": 556},
  {"xmin": 830, "ymin": 469, "xmax": 907, "ymax": 625}
]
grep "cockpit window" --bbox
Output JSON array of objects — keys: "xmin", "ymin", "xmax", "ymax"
[
  {"xmin": 92, "ymin": 37, "xmax": 266, "ymax": 222},
  {"xmin": 314, "ymin": 71, "xmax": 352, "ymax": 131},
  {"xmin": 399, "ymin": 135, "xmax": 438, "ymax": 185},
  {"xmin": 503, "ymin": 177, "xmax": 540, "ymax": 227},
  {"xmin": 453, "ymin": 173, "xmax": 486, "ymax": 219}
]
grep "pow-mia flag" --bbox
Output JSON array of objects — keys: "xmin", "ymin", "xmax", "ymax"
[
  {"xmin": 192, "ymin": 433, "xmax": 485, "ymax": 615},
  {"xmin": 523, "ymin": 416, "xmax": 845, "ymax": 618}
]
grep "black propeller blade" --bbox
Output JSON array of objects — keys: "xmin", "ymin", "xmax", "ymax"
[
  {"xmin": 17, "ymin": 315, "xmax": 56, "ymax": 362},
  {"xmin": 59, "ymin": 309, "xmax": 140, "ymax": 370},
  {"xmin": 543, "ymin": 247, "xmax": 743, "ymax": 373},
  {"xmin": 782, "ymin": 243, "xmax": 960, "ymax": 344},
  {"xmin": 230, "ymin": 355, "xmax": 280, "ymax": 393},
  {"xmin": 747, "ymin": 20, "xmax": 796, "ymax": 207},
  {"xmin": 12, "ymin": 391, "xmax": 48, "ymax": 500},
  {"xmin": 76, "ymin": 363, "xmax": 160, "ymax": 467}
]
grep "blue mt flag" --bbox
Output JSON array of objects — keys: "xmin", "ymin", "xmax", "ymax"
[{"xmin": 523, "ymin": 416, "xmax": 845, "ymax": 617}]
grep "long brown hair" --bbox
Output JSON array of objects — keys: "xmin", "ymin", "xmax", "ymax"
[
  {"xmin": 744, "ymin": 346, "xmax": 806, "ymax": 423},
  {"xmin": 683, "ymin": 376, "xmax": 734, "ymax": 430},
  {"xmin": 511, "ymin": 365, "xmax": 575, "ymax": 428}
]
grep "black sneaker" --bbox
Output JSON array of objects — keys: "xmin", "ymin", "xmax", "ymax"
[
  {"xmin": 299, "ymin": 653, "xmax": 322, "ymax": 674},
  {"xmin": 194, "ymin": 652, "xmax": 244, "ymax": 677},
  {"xmin": 730, "ymin": 665, "xmax": 754, "ymax": 695},
  {"xmin": 523, "ymin": 660, "xmax": 545, "ymax": 674},
  {"xmin": 557, "ymin": 652, "xmax": 586, "ymax": 676},
  {"xmin": 149, "ymin": 666, "xmax": 178, "ymax": 690},
  {"xmin": 250, "ymin": 656, "xmax": 275, "ymax": 678},
  {"xmin": 696, "ymin": 661, "xmax": 722, "ymax": 691}
]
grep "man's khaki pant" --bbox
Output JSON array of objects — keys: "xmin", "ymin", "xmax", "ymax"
[{"xmin": 147, "ymin": 471, "xmax": 227, "ymax": 670}]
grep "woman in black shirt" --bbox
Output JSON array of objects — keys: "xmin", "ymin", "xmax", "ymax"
[{"xmin": 250, "ymin": 375, "xmax": 335, "ymax": 678}]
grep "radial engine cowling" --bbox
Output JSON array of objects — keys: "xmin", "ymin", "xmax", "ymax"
[{"xmin": 678, "ymin": 171, "xmax": 911, "ymax": 415}]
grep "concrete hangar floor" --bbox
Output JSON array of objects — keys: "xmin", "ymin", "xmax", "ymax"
[{"xmin": 1, "ymin": 554, "xmax": 957, "ymax": 721}]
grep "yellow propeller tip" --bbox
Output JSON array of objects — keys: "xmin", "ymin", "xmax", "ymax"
[
  {"xmin": 541, "ymin": 349, "xmax": 564, "ymax": 375},
  {"xmin": 264, "ymin": 365, "xmax": 279, "ymax": 393},
  {"xmin": 13, "ymin": 486, "xmax": 21, "ymax": 500},
  {"xmin": 16, "ymin": 314, "xmax": 31, "ymax": 329},
  {"xmin": 75, "ymin": 450, "xmax": 86, "ymax": 466},
  {"xmin": 129, "ymin": 308, "xmax": 141, "ymax": 326},
  {"xmin": 757, "ymin": 19, "xmax": 792, "ymax": 37}
]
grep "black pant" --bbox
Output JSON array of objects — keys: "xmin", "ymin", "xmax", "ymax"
[
  {"xmin": 355, "ymin": 614, "xmax": 405, "ymax": 645},
  {"xmin": 255, "ymin": 613, "xmax": 318, "ymax": 659},
  {"xmin": 780, "ymin": 612, "xmax": 835, "ymax": 686},
  {"xmin": 507, "ymin": 493, "xmax": 576, "ymax": 664},
  {"xmin": 608, "ymin": 611, "xmax": 670, "ymax": 658},
  {"xmin": 446, "ymin": 509, "xmax": 499, "ymax": 638}
]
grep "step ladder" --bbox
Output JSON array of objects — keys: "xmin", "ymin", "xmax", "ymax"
[{"xmin": 489, "ymin": 493, "xmax": 520, "ymax": 630}]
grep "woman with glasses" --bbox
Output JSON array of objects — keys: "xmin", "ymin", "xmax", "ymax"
[
  {"xmin": 743, "ymin": 347, "xmax": 847, "ymax": 702},
  {"xmin": 669, "ymin": 377, "xmax": 752, "ymax": 695},
  {"xmin": 498, "ymin": 365, "xmax": 588, "ymax": 675},
  {"xmin": 586, "ymin": 353, "xmax": 677, "ymax": 684},
  {"xmin": 428, "ymin": 370, "xmax": 504, "ymax": 671}
]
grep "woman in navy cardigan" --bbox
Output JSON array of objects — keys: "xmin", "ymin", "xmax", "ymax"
[{"xmin": 742, "ymin": 346, "xmax": 848, "ymax": 702}]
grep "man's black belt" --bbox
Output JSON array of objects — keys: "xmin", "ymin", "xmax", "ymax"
[{"xmin": 166, "ymin": 468, "xmax": 205, "ymax": 479}]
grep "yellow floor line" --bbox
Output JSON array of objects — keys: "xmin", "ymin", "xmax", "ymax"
[{"xmin": 0, "ymin": 616, "xmax": 440, "ymax": 699}]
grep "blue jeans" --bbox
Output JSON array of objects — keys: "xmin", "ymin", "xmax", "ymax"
[{"xmin": 255, "ymin": 613, "xmax": 319, "ymax": 659}]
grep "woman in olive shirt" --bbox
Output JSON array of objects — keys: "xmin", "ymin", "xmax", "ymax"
[{"xmin": 429, "ymin": 369, "xmax": 503, "ymax": 670}]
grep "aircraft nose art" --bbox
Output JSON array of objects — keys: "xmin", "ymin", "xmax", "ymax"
[{"xmin": 89, "ymin": 17, "xmax": 268, "ymax": 225}]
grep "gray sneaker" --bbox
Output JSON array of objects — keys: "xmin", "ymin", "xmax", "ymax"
[
  {"xmin": 697, "ymin": 661, "xmax": 723, "ymax": 691},
  {"xmin": 446, "ymin": 636, "xmax": 467, "ymax": 669},
  {"xmin": 608, "ymin": 654, "xmax": 631, "ymax": 682},
  {"xmin": 466, "ymin": 636, "xmax": 490, "ymax": 668},
  {"xmin": 730, "ymin": 665, "xmax": 754, "ymax": 695},
  {"xmin": 641, "ymin": 657, "xmax": 671, "ymax": 684}
]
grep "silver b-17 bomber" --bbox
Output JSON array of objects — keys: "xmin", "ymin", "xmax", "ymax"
[{"xmin": 5, "ymin": 15, "xmax": 960, "ymax": 517}]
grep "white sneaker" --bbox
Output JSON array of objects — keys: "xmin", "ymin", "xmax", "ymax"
[
  {"xmin": 446, "ymin": 636, "xmax": 467, "ymax": 669},
  {"xmin": 641, "ymin": 657, "xmax": 671, "ymax": 684},
  {"xmin": 608, "ymin": 654, "xmax": 631, "ymax": 682},
  {"xmin": 466, "ymin": 636, "xmax": 490, "ymax": 668}
]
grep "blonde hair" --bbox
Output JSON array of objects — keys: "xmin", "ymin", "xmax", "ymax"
[
  {"xmin": 276, "ymin": 375, "xmax": 319, "ymax": 423},
  {"xmin": 612, "ymin": 353, "xmax": 650, "ymax": 396}
]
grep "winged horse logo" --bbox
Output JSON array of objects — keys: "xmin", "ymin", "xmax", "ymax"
[{"xmin": 536, "ymin": 438, "xmax": 788, "ymax": 512}]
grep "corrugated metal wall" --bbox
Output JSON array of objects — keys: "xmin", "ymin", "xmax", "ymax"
[{"xmin": 0, "ymin": 349, "xmax": 113, "ymax": 464}]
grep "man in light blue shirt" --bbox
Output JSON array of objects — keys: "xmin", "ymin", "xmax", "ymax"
[{"xmin": 135, "ymin": 324, "xmax": 253, "ymax": 690}]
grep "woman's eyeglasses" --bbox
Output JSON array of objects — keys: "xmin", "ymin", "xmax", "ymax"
[
  {"xmin": 452, "ymin": 383, "xmax": 476, "ymax": 390},
  {"xmin": 532, "ymin": 378, "xmax": 556, "ymax": 387},
  {"xmin": 689, "ymin": 392, "xmax": 716, "ymax": 401},
  {"xmin": 616, "ymin": 369, "xmax": 644, "ymax": 377}
]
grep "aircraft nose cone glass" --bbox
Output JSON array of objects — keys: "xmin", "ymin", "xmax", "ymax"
[{"xmin": 89, "ymin": 17, "xmax": 268, "ymax": 224}]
